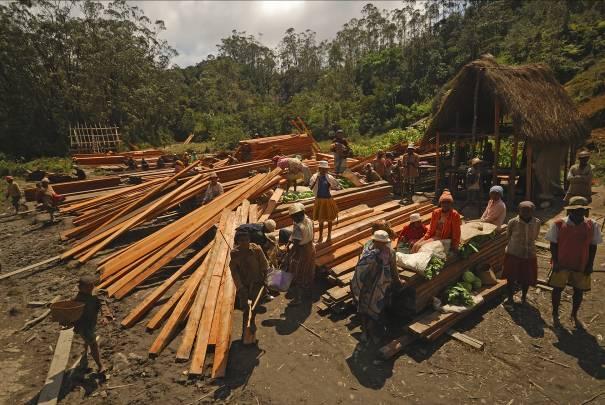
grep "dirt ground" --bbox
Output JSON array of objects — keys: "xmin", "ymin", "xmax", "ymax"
[{"xmin": 0, "ymin": 187, "xmax": 604, "ymax": 405}]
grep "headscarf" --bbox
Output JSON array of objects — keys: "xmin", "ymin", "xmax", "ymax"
[
  {"xmin": 439, "ymin": 189, "xmax": 454, "ymax": 203},
  {"xmin": 490, "ymin": 185, "xmax": 504, "ymax": 196}
]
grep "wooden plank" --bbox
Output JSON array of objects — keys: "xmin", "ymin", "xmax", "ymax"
[
  {"xmin": 37, "ymin": 328, "xmax": 74, "ymax": 405},
  {"xmin": 258, "ymin": 188, "xmax": 284, "ymax": 222},
  {"xmin": 0, "ymin": 255, "xmax": 61, "ymax": 281}
]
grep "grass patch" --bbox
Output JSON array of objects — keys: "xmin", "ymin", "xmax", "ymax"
[
  {"xmin": 163, "ymin": 142, "xmax": 216, "ymax": 156},
  {"xmin": 0, "ymin": 157, "xmax": 73, "ymax": 178}
]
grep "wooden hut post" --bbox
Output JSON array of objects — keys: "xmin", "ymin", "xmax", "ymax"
[
  {"xmin": 563, "ymin": 144, "xmax": 570, "ymax": 190},
  {"xmin": 435, "ymin": 131, "xmax": 440, "ymax": 198},
  {"xmin": 492, "ymin": 99, "xmax": 501, "ymax": 185},
  {"xmin": 471, "ymin": 70, "xmax": 482, "ymax": 156},
  {"xmin": 508, "ymin": 134, "xmax": 519, "ymax": 205},
  {"xmin": 525, "ymin": 141, "xmax": 533, "ymax": 201}
]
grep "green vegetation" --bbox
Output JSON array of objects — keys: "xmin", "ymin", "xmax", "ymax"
[
  {"xmin": 0, "ymin": 157, "xmax": 73, "ymax": 177},
  {"xmin": 1, "ymin": 1, "xmax": 604, "ymax": 159}
]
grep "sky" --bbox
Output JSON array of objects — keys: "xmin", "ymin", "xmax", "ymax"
[{"xmin": 134, "ymin": 1, "xmax": 406, "ymax": 67}]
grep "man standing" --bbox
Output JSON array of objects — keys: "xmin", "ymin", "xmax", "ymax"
[
  {"xmin": 546, "ymin": 196, "xmax": 602, "ymax": 329},
  {"xmin": 331, "ymin": 129, "xmax": 349, "ymax": 174},
  {"xmin": 287, "ymin": 203, "xmax": 316, "ymax": 305},
  {"xmin": 401, "ymin": 144, "xmax": 420, "ymax": 203},
  {"xmin": 229, "ymin": 230, "xmax": 269, "ymax": 343},
  {"xmin": 201, "ymin": 172, "xmax": 224, "ymax": 204},
  {"xmin": 4, "ymin": 176, "xmax": 22, "ymax": 214},
  {"xmin": 564, "ymin": 150, "xmax": 593, "ymax": 204}
]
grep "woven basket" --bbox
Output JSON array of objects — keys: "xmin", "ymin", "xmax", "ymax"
[{"xmin": 50, "ymin": 300, "xmax": 85, "ymax": 324}]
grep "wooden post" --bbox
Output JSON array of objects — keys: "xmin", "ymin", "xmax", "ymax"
[
  {"xmin": 471, "ymin": 69, "xmax": 482, "ymax": 155},
  {"xmin": 563, "ymin": 144, "xmax": 570, "ymax": 190},
  {"xmin": 508, "ymin": 134, "xmax": 518, "ymax": 205},
  {"xmin": 435, "ymin": 131, "xmax": 440, "ymax": 199},
  {"xmin": 492, "ymin": 99, "xmax": 501, "ymax": 185},
  {"xmin": 525, "ymin": 142, "xmax": 533, "ymax": 201}
]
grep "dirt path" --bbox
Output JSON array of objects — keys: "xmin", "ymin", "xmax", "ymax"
[{"xmin": 0, "ymin": 190, "xmax": 604, "ymax": 404}]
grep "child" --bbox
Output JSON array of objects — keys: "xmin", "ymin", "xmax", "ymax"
[
  {"xmin": 73, "ymin": 275, "xmax": 105, "ymax": 373},
  {"xmin": 396, "ymin": 213, "xmax": 427, "ymax": 253},
  {"xmin": 502, "ymin": 201, "xmax": 541, "ymax": 305}
]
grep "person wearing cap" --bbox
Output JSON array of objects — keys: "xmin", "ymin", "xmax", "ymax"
[
  {"xmin": 363, "ymin": 220, "xmax": 397, "ymax": 253},
  {"xmin": 480, "ymin": 185, "xmax": 507, "ymax": 228},
  {"xmin": 309, "ymin": 161, "xmax": 341, "ymax": 243},
  {"xmin": 273, "ymin": 155, "xmax": 311, "ymax": 192},
  {"xmin": 502, "ymin": 201, "xmax": 541, "ymax": 305},
  {"xmin": 235, "ymin": 219, "xmax": 279, "ymax": 266},
  {"xmin": 4, "ymin": 176, "xmax": 22, "ymax": 214},
  {"xmin": 201, "ymin": 172, "xmax": 224, "ymax": 204},
  {"xmin": 464, "ymin": 157, "xmax": 483, "ymax": 212},
  {"xmin": 330, "ymin": 129, "xmax": 350, "ymax": 174},
  {"xmin": 363, "ymin": 163, "xmax": 382, "ymax": 183},
  {"xmin": 412, "ymin": 189, "xmax": 462, "ymax": 253},
  {"xmin": 351, "ymin": 230, "xmax": 402, "ymax": 344},
  {"xmin": 286, "ymin": 203, "xmax": 316, "ymax": 305},
  {"xmin": 40, "ymin": 179, "xmax": 62, "ymax": 222},
  {"xmin": 396, "ymin": 213, "xmax": 428, "ymax": 252},
  {"xmin": 401, "ymin": 144, "xmax": 421, "ymax": 203},
  {"xmin": 174, "ymin": 160, "xmax": 185, "ymax": 173},
  {"xmin": 564, "ymin": 150, "xmax": 593, "ymax": 204},
  {"xmin": 229, "ymin": 229, "xmax": 269, "ymax": 343},
  {"xmin": 545, "ymin": 196, "xmax": 602, "ymax": 329}
]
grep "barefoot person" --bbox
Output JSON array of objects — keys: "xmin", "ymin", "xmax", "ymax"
[
  {"xmin": 546, "ymin": 196, "xmax": 602, "ymax": 329},
  {"xmin": 412, "ymin": 189, "xmax": 461, "ymax": 253},
  {"xmin": 73, "ymin": 276, "xmax": 106, "ymax": 374},
  {"xmin": 564, "ymin": 150, "xmax": 593, "ymax": 204},
  {"xmin": 401, "ymin": 144, "xmax": 420, "ymax": 203},
  {"xmin": 4, "ymin": 176, "xmax": 22, "ymax": 214},
  {"xmin": 287, "ymin": 203, "xmax": 316, "ymax": 305},
  {"xmin": 331, "ymin": 129, "xmax": 350, "ymax": 174},
  {"xmin": 309, "ymin": 161, "xmax": 341, "ymax": 242},
  {"xmin": 273, "ymin": 155, "xmax": 311, "ymax": 192},
  {"xmin": 229, "ymin": 230, "xmax": 269, "ymax": 343},
  {"xmin": 351, "ymin": 230, "xmax": 402, "ymax": 344},
  {"xmin": 502, "ymin": 201, "xmax": 540, "ymax": 305}
]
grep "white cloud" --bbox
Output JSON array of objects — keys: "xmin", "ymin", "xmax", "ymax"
[{"xmin": 133, "ymin": 1, "xmax": 406, "ymax": 67}]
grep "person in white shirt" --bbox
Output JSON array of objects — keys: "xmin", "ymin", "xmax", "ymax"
[
  {"xmin": 286, "ymin": 203, "xmax": 315, "ymax": 305},
  {"xmin": 202, "ymin": 172, "xmax": 224, "ymax": 204}
]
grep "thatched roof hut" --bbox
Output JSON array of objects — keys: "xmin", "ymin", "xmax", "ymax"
[
  {"xmin": 424, "ymin": 56, "xmax": 589, "ymax": 203},
  {"xmin": 425, "ymin": 56, "xmax": 589, "ymax": 144}
]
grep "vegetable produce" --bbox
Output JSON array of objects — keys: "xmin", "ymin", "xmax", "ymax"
[
  {"xmin": 337, "ymin": 178, "xmax": 353, "ymax": 189},
  {"xmin": 461, "ymin": 281, "xmax": 473, "ymax": 292},
  {"xmin": 462, "ymin": 271, "xmax": 476, "ymax": 283},
  {"xmin": 423, "ymin": 256, "xmax": 445, "ymax": 280},
  {"xmin": 445, "ymin": 283, "xmax": 475, "ymax": 307},
  {"xmin": 281, "ymin": 191, "xmax": 314, "ymax": 202},
  {"xmin": 472, "ymin": 278, "xmax": 482, "ymax": 291},
  {"xmin": 459, "ymin": 242, "xmax": 479, "ymax": 259}
]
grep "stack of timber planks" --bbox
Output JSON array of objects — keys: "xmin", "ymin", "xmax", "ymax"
[
  {"xmin": 24, "ymin": 177, "xmax": 122, "ymax": 202},
  {"xmin": 234, "ymin": 133, "xmax": 319, "ymax": 161},
  {"xmin": 72, "ymin": 149, "xmax": 165, "ymax": 166}
]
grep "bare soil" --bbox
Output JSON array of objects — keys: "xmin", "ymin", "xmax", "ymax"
[{"xmin": 0, "ymin": 188, "xmax": 604, "ymax": 405}]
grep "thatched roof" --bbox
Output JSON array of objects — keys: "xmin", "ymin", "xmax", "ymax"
[{"xmin": 425, "ymin": 56, "xmax": 589, "ymax": 144}]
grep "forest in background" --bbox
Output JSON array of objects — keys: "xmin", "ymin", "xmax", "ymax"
[{"xmin": 1, "ymin": 0, "xmax": 604, "ymax": 159}]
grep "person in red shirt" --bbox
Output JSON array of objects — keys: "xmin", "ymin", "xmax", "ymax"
[{"xmin": 396, "ymin": 213, "xmax": 427, "ymax": 252}]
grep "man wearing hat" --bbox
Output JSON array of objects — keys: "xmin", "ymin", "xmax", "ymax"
[
  {"xmin": 4, "ymin": 176, "xmax": 22, "ymax": 214},
  {"xmin": 412, "ymin": 189, "xmax": 461, "ymax": 253},
  {"xmin": 564, "ymin": 150, "xmax": 593, "ymax": 204},
  {"xmin": 464, "ymin": 157, "xmax": 483, "ymax": 213},
  {"xmin": 480, "ymin": 185, "xmax": 507, "ymax": 228},
  {"xmin": 229, "ymin": 229, "xmax": 269, "ymax": 343},
  {"xmin": 351, "ymin": 230, "xmax": 402, "ymax": 344},
  {"xmin": 396, "ymin": 213, "xmax": 427, "ymax": 252},
  {"xmin": 330, "ymin": 129, "xmax": 350, "ymax": 174},
  {"xmin": 546, "ymin": 196, "xmax": 602, "ymax": 329},
  {"xmin": 286, "ymin": 203, "xmax": 316, "ymax": 305},
  {"xmin": 273, "ymin": 155, "xmax": 311, "ymax": 192},
  {"xmin": 400, "ymin": 144, "xmax": 421, "ymax": 203},
  {"xmin": 201, "ymin": 172, "xmax": 224, "ymax": 204},
  {"xmin": 309, "ymin": 161, "xmax": 341, "ymax": 243},
  {"xmin": 236, "ymin": 219, "xmax": 279, "ymax": 266},
  {"xmin": 502, "ymin": 201, "xmax": 540, "ymax": 305}
]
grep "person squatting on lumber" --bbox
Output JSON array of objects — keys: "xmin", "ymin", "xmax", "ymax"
[
  {"xmin": 546, "ymin": 196, "xmax": 602, "ymax": 329},
  {"xmin": 412, "ymin": 189, "xmax": 461, "ymax": 253},
  {"xmin": 141, "ymin": 158, "xmax": 150, "ymax": 171},
  {"xmin": 396, "ymin": 213, "xmax": 427, "ymax": 253},
  {"xmin": 286, "ymin": 203, "xmax": 316, "ymax": 305},
  {"xmin": 125, "ymin": 156, "xmax": 137, "ymax": 170},
  {"xmin": 564, "ymin": 150, "xmax": 593, "ymax": 204},
  {"xmin": 230, "ymin": 229, "xmax": 269, "ymax": 344},
  {"xmin": 502, "ymin": 201, "xmax": 540, "ymax": 305},
  {"xmin": 480, "ymin": 185, "xmax": 507, "ymax": 228},
  {"xmin": 330, "ymin": 129, "xmax": 350, "ymax": 174},
  {"xmin": 310, "ymin": 160, "xmax": 341, "ymax": 243},
  {"xmin": 73, "ymin": 275, "xmax": 107, "ymax": 374},
  {"xmin": 156, "ymin": 156, "xmax": 166, "ymax": 169},
  {"xmin": 73, "ymin": 166, "xmax": 86, "ymax": 180},
  {"xmin": 235, "ymin": 219, "xmax": 278, "ymax": 267},
  {"xmin": 4, "ymin": 176, "xmax": 22, "ymax": 214},
  {"xmin": 351, "ymin": 230, "xmax": 403, "ymax": 344},
  {"xmin": 363, "ymin": 163, "xmax": 382, "ymax": 183},
  {"xmin": 400, "ymin": 144, "xmax": 420, "ymax": 203},
  {"xmin": 363, "ymin": 219, "xmax": 397, "ymax": 253},
  {"xmin": 202, "ymin": 172, "xmax": 224, "ymax": 205},
  {"xmin": 273, "ymin": 155, "xmax": 311, "ymax": 192},
  {"xmin": 174, "ymin": 159, "xmax": 185, "ymax": 173}
]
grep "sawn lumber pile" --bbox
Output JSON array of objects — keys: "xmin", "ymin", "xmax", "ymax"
[
  {"xmin": 98, "ymin": 171, "xmax": 280, "ymax": 377},
  {"xmin": 234, "ymin": 133, "xmax": 319, "ymax": 161},
  {"xmin": 72, "ymin": 149, "xmax": 165, "ymax": 166},
  {"xmin": 23, "ymin": 177, "xmax": 122, "ymax": 202}
]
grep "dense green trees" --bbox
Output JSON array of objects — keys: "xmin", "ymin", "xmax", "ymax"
[{"xmin": 1, "ymin": 0, "xmax": 604, "ymax": 158}]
